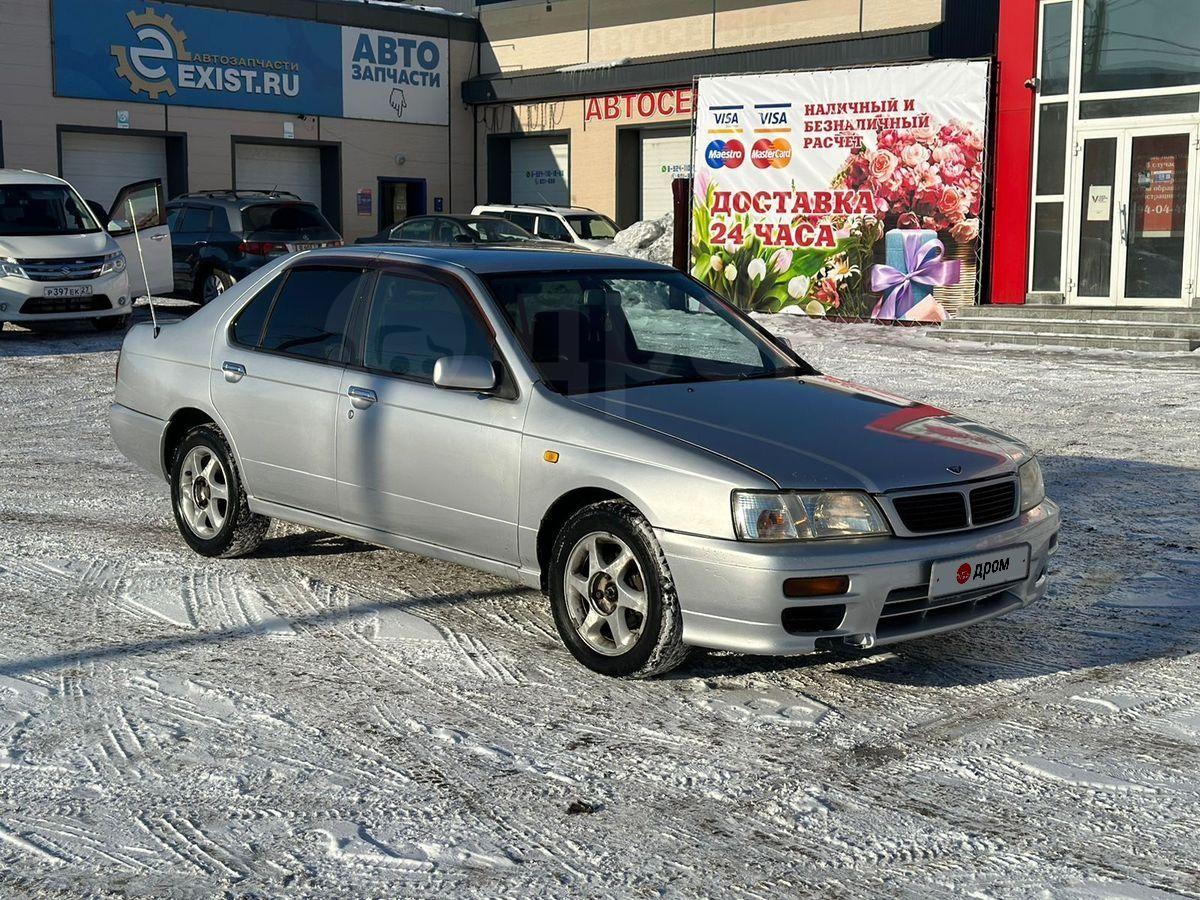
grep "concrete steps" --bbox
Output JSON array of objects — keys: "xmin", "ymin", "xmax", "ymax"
[{"xmin": 932, "ymin": 304, "xmax": 1200, "ymax": 355}]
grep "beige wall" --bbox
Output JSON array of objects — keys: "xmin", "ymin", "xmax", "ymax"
[
  {"xmin": 479, "ymin": 0, "xmax": 947, "ymax": 74},
  {"xmin": 0, "ymin": 0, "xmax": 474, "ymax": 243}
]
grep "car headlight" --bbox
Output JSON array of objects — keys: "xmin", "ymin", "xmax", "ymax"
[
  {"xmin": 1018, "ymin": 458, "xmax": 1045, "ymax": 512},
  {"xmin": 99, "ymin": 252, "xmax": 126, "ymax": 275},
  {"xmin": 0, "ymin": 257, "xmax": 27, "ymax": 278},
  {"xmin": 732, "ymin": 491, "xmax": 891, "ymax": 541}
]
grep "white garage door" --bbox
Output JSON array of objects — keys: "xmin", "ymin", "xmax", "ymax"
[
  {"xmin": 510, "ymin": 138, "xmax": 569, "ymax": 207},
  {"xmin": 640, "ymin": 131, "xmax": 692, "ymax": 221},
  {"xmin": 234, "ymin": 143, "xmax": 322, "ymax": 204},
  {"xmin": 60, "ymin": 132, "xmax": 168, "ymax": 210}
]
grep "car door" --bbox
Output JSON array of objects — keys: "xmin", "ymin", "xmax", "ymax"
[
  {"xmin": 211, "ymin": 263, "xmax": 369, "ymax": 517},
  {"xmin": 169, "ymin": 205, "xmax": 213, "ymax": 294},
  {"xmin": 107, "ymin": 179, "xmax": 173, "ymax": 297},
  {"xmin": 335, "ymin": 267, "xmax": 525, "ymax": 564}
]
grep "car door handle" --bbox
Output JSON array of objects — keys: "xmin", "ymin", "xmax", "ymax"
[
  {"xmin": 222, "ymin": 361, "xmax": 246, "ymax": 383},
  {"xmin": 150, "ymin": 233, "xmax": 166, "ymax": 241},
  {"xmin": 348, "ymin": 385, "xmax": 377, "ymax": 409}
]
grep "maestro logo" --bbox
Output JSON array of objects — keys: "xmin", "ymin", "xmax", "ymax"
[
  {"xmin": 705, "ymin": 139, "xmax": 745, "ymax": 170},
  {"xmin": 111, "ymin": 8, "xmax": 192, "ymax": 100},
  {"xmin": 751, "ymin": 137, "xmax": 792, "ymax": 169}
]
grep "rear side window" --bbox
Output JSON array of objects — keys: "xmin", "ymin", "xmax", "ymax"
[
  {"xmin": 504, "ymin": 211, "xmax": 536, "ymax": 232},
  {"xmin": 535, "ymin": 215, "xmax": 572, "ymax": 241},
  {"xmin": 230, "ymin": 271, "xmax": 285, "ymax": 347},
  {"xmin": 178, "ymin": 206, "xmax": 212, "ymax": 232},
  {"xmin": 396, "ymin": 219, "xmax": 433, "ymax": 241},
  {"xmin": 260, "ymin": 267, "xmax": 363, "ymax": 363},
  {"xmin": 363, "ymin": 273, "xmax": 493, "ymax": 380}
]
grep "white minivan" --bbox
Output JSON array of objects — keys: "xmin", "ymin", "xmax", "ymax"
[{"xmin": 0, "ymin": 170, "xmax": 173, "ymax": 331}]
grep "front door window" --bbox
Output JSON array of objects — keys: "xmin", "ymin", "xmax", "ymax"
[{"xmin": 1124, "ymin": 133, "xmax": 1190, "ymax": 300}]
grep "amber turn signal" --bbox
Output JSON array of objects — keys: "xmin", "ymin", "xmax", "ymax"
[
  {"xmin": 543, "ymin": 450, "xmax": 560, "ymax": 464},
  {"xmin": 783, "ymin": 575, "xmax": 850, "ymax": 598}
]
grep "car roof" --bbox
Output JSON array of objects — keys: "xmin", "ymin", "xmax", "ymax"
[
  {"xmin": 169, "ymin": 191, "xmax": 316, "ymax": 208},
  {"xmin": 308, "ymin": 244, "xmax": 670, "ymax": 275},
  {"xmin": 476, "ymin": 204, "xmax": 599, "ymax": 216},
  {"xmin": 0, "ymin": 168, "xmax": 69, "ymax": 187}
]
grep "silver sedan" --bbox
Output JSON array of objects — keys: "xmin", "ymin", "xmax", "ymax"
[{"xmin": 110, "ymin": 246, "xmax": 1060, "ymax": 677}]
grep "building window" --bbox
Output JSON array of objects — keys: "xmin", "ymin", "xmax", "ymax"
[
  {"xmin": 1040, "ymin": 2, "xmax": 1072, "ymax": 96},
  {"xmin": 1081, "ymin": 0, "xmax": 1200, "ymax": 93},
  {"xmin": 1032, "ymin": 203, "xmax": 1065, "ymax": 292},
  {"xmin": 1035, "ymin": 103, "xmax": 1068, "ymax": 195}
]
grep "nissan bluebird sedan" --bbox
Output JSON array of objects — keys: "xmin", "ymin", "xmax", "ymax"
[{"xmin": 110, "ymin": 246, "xmax": 1059, "ymax": 677}]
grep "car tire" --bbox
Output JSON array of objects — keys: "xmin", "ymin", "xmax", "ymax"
[
  {"xmin": 170, "ymin": 424, "xmax": 269, "ymax": 558},
  {"xmin": 92, "ymin": 314, "xmax": 130, "ymax": 332},
  {"xmin": 548, "ymin": 499, "xmax": 689, "ymax": 678},
  {"xmin": 197, "ymin": 268, "xmax": 235, "ymax": 305}
]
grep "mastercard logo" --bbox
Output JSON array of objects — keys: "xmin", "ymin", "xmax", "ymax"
[
  {"xmin": 751, "ymin": 137, "xmax": 792, "ymax": 169},
  {"xmin": 705, "ymin": 139, "xmax": 745, "ymax": 169}
]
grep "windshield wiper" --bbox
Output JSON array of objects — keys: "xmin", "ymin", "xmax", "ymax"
[{"xmin": 735, "ymin": 365, "xmax": 810, "ymax": 381}]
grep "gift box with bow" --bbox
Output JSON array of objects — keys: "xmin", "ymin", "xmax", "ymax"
[{"xmin": 869, "ymin": 229, "xmax": 961, "ymax": 321}]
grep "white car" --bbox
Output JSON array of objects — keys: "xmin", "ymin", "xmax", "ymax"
[
  {"xmin": 471, "ymin": 204, "xmax": 618, "ymax": 251},
  {"xmin": 0, "ymin": 170, "xmax": 173, "ymax": 331}
]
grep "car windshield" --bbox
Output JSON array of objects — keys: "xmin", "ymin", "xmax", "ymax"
[
  {"xmin": 485, "ymin": 269, "xmax": 807, "ymax": 395},
  {"xmin": 564, "ymin": 214, "xmax": 618, "ymax": 240},
  {"xmin": 242, "ymin": 203, "xmax": 333, "ymax": 234},
  {"xmin": 463, "ymin": 218, "xmax": 535, "ymax": 242},
  {"xmin": 0, "ymin": 184, "xmax": 100, "ymax": 236}
]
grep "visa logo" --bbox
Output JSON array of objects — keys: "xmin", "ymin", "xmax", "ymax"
[
  {"xmin": 758, "ymin": 111, "xmax": 789, "ymax": 126},
  {"xmin": 713, "ymin": 111, "xmax": 741, "ymax": 125}
]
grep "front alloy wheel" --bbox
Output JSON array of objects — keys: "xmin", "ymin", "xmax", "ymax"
[
  {"xmin": 548, "ymin": 500, "xmax": 689, "ymax": 678},
  {"xmin": 563, "ymin": 531, "xmax": 649, "ymax": 656}
]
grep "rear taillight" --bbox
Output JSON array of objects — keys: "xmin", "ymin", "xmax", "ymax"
[{"xmin": 239, "ymin": 241, "xmax": 286, "ymax": 257}]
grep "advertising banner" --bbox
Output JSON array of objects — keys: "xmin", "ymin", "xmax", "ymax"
[
  {"xmin": 52, "ymin": 0, "xmax": 448, "ymax": 125},
  {"xmin": 690, "ymin": 60, "xmax": 990, "ymax": 321}
]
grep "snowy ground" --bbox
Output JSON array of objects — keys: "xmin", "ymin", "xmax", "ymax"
[{"xmin": 1, "ymin": 304, "xmax": 1199, "ymax": 897}]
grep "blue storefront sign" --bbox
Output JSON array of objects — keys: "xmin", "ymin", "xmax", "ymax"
[{"xmin": 53, "ymin": 0, "xmax": 344, "ymax": 116}]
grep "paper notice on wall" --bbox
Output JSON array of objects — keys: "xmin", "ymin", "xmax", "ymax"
[
  {"xmin": 1141, "ymin": 156, "xmax": 1178, "ymax": 238},
  {"xmin": 1087, "ymin": 185, "xmax": 1112, "ymax": 221}
]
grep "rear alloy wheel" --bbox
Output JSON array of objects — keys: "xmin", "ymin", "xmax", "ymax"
[
  {"xmin": 549, "ymin": 500, "xmax": 689, "ymax": 678},
  {"xmin": 199, "ymin": 269, "xmax": 235, "ymax": 305},
  {"xmin": 170, "ymin": 424, "xmax": 269, "ymax": 558}
]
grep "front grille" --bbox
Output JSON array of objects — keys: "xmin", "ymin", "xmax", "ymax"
[
  {"xmin": 969, "ymin": 481, "xmax": 1017, "ymax": 526},
  {"xmin": 20, "ymin": 295, "xmax": 110, "ymax": 315},
  {"xmin": 17, "ymin": 256, "xmax": 107, "ymax": 282},
  {"xmin": 892, "ymin": 492, "xmax": 968, "ymax": 533},
  {"xmin": 877, "ymin": 583, "xmax": 1018, "ymax": 639}
]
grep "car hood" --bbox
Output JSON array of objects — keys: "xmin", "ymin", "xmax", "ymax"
[
  {"xmin": 569, "ymin": 375, "xmax": 1029, "ymax": 492},
  {"xmin": 576, "ymin": 238, "xmax": 614, "ymax": 252},
  {"xmin": 0, "ymin": 231, "xmax": 114, "ymax": 259}
]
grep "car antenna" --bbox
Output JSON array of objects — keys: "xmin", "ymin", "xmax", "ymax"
[{"xmin": 128, "ymin": 198, "xmax": 160, "ymax": 338}]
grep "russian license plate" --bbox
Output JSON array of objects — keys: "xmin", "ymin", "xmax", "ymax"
[
  {"xmin": 287, "ymin": 242, "xmax": 325, "ymax": 252},
  {"xmin": 43, "ymin": 285, "xmax": 93, "ymax": 298},
  {"xmin": 929, "ymin": 544, "xmax": 1030, "ymax": 598}
]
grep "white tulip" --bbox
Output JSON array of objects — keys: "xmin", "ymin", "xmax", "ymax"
[
  {"xmin": 724, "ymin": 264, "xmax": 738, "ymax": 283},
  {"xmin": 786, "ymin": 275, "xmax": 810, "ymax": 299},
  {"xmin": 747, "ymin": 257, "xmax": 766, "ymax": 281},
  {"xmin": 710, "ymin": 256, "xmax": 724, "ymax": 273}
]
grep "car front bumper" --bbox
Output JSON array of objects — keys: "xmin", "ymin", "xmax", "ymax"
[
  {"xmin": 657, "ymin": 498, "xmax": 1060, "ymax": 655},
  {"xmin": 0, "ymin": 272, "xmax": 131, "ymax": 322}
]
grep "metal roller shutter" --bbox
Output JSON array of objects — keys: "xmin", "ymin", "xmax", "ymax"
[
  {"xmin": 60, "ymin": 132, "xmax": 168, "ymax": 209},
  {"xmin": 509, "ymin": 138, "xmax": 569, "ymax": 206},
  {"xmin": 234, "ymin": 143, "xmax": 322, "ymax": 204},
  {"xmin": 639, "ymin": 130, "xmax": 691, "ymax": 221}
]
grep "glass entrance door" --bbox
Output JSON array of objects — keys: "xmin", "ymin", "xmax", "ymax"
[{"xmin": 1070, "ymin": 126, "xmax": 1197, "ymax": 306}]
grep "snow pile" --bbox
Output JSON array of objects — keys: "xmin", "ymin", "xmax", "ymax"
[{"xmin": 609, "ymin": 212, "xmax": 675, "ymax": 265}]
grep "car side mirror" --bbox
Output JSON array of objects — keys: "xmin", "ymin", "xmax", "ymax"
[{"xmin": 433, "ymin": 355, "xmax": 497, "ymax": 392}]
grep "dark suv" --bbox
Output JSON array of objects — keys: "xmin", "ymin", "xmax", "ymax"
[{"xmin": 165, "ymin": 190, "xmax": 342, "ymax": 303}]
